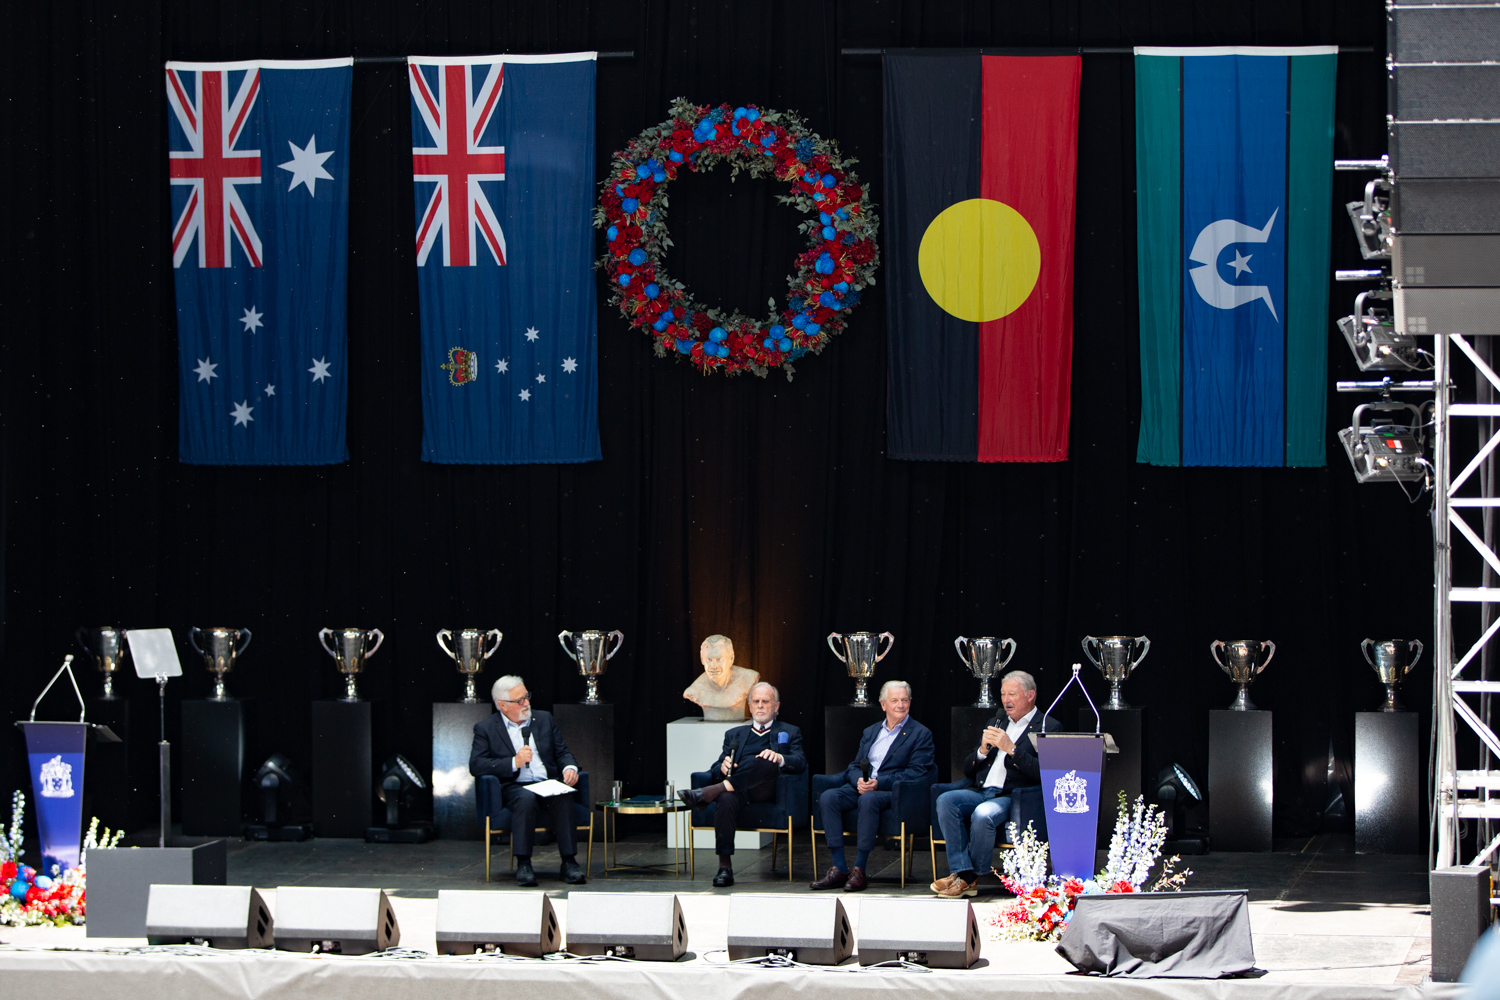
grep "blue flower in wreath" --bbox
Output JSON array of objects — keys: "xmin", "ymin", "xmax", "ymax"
[
  {"xmin": 792, "ymin": 314, "xmax": 807, "ymax": 330},
  {"xmin": 733, "ymin": 107, "xmax": 748, "ymax": 119},
  {"xmin": 795, "ymin": 137, "xmax": 815, "ymax": 162},
  {"xmin": 618, "ymin": 273, "xmax": 632, "ymax": 285},
  {"xmin": 676, "ymin": 338, "xmax": 694, "ymax": 354},
  {"xmin": 628, "ymin": 248, "xmax": 647, "ymax": 266},
  {"xmin": 837, "ymin": 207, "xmax": 850, "ymax": 220},
  {"xmin": 709, "ymin": 326, "xmax": 727, "ymax": 344},
  {"xmin": 803, "ymin": 170, "xmax": 817, "ymax": 183},
  {"xmin": 636, "ymin": 165, "xmax": 651, "ymax": 179},
  {"xmin": 816, "ymin": 253, "xmax": 835, "ymax": 275},
  {"xmin": 647, "ymin": 158, "xmax": 661, "ymax": 170},
  {"xmin": 806, "ymin": 322, "xmax": 821, "ymax": 336},
  {"xmin": 834, "ymin": 281, "xmax": 848, "ymax": 293},
  {"xmin": 606, "ymin": 225, "xmax": 618, "ymax": 241},
  {"xmin": 779, "ymin": 336, "xmax": 793, "ymax": 352},
  {"xmin": 821, "ymin": 173, "xmax": 836, "ymax": 188},
  {"xmin": 822, "ymin": 226, "xmax": 836, "ymax": 240},
  {"xmin": 843, "ymin": 289, "xmax": 862, "ymax": 307},
  {"xmin": 820, "ymin": 291, "xmax": 839, "ymax": 308},
  {"xmin": 669, "ymin": 150, "xmax": 684, "ymax": 163},
  {"xmin": 614, "ymin": 184, "xmax": 624, "ymax": 195},
  {"xmin": 622, "ymin": 197, "xmax": 639, "ymax": 213},
  {"xmin": 645, "ymin": 283, "xmax": 660, "ymax": 298},
  {"xmin": 746, "ymin": 108, "xmax": 760, "ymax": 121},
  {"xmin": 653, "ymin": 170, "xmax": 666, "ymax": 182},
  {"xmin": 770, "ymin": 324, "xmax": 785, "ymax": 338},
  {"xmin": 841, "ymin": 232, "xmax": 856, "ymax": 244},
  {"xmin": 761, "ymin": 134, "xmax": 776, "ymax": 148},
  {"xmin": 661, "ymin": 309, "xmax": 675, "ymax": 321},
  {"xmin": 653, "ymin": 318, "xmax": 669, "ymax": 331},
  {"xmin": 820, "ymin": 211, "xmax": 831, "ymax": 224}
]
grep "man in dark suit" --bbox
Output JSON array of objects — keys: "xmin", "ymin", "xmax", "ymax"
[
  {"xmin": 469, "ymin": 674, "xmax": 585, "ymax": 887},
  {"xmin": 678, "ymin": 681, "xmax": 806, "ymax": 887},
  {"xmin": 811, "ymin": 680, "xmax": 937, "ymax": 892},
  {"xmin": 930, "ymin": 669, "xmax": 1060, "ymax": 898}
]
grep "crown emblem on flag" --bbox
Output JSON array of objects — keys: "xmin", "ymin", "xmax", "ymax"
[
  {"xmin": 39, "ymin": 755, "xmax": 75, "ymax": 799},
  {"xmin": 1052, "ymin": 769, "xmax": 1088, "ymax": 814},
  {"xmin": 441, "ymin": 347, "xmax": 479, "ymax": 386}
]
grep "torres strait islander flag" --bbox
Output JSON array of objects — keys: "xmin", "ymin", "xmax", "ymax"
[
  {"xmin": 884, "ymin": 52, "xmax": 1080, "ymax": 462},
  {"xmin": 1135, "ymin": 46, "xmax": 1337, "ymax": 467}
]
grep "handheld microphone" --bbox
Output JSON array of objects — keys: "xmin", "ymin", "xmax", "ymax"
[
  {"xmin": 858, "ymin": 758, "xmax": 872, "ymax": 781},
  {"xmin": 520, "ymin": 724, "xmax": 533, "ymax": 756}
]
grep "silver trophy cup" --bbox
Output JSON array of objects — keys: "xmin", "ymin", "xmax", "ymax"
[
  {"xmin": 437, "ymin": 628, "xmax": 503, "ymax": 704},
  {"xmin": 1211, "ymin": 639, "xmax": 1276, "ymax": 711},
  {"xmin": 953, "ymin": 636, "xmax": 1017, "ymax": 708},
  {"xmin": 1361, "ymin": 638, "xmax": 1424, "ymax": 712},
  {"xmin": 188, "ymin": 626, "xmax": 253, "ymax": 701},
  {"xmin": 1081, "ymin": 635, "xmax": 1151, "ymax": 710},
  {"xmin": 826, "ymin": 631, "xmax": 895, "ymax": 707},
  {"xmin": 76, "ymin": 626, "xmax": 130, "ymax": 700},
  {"xmin": 557, "ymin": 629, "xmax": 624, "ymax": 705},
  {"xmin": 319, "ymin": 627, "xmax": 385, "ymax": 701}
]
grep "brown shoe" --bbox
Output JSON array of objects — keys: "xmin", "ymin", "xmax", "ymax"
[
  {"xmin": 935, "ymin": 875, "xmax": 977, "ymax": 898},
  {"xmin": 843, "ymin": 866, "xmax": 869, "ymax": 892},
  {"xmin": 930, "ymin": 873, "xmax": 958, "ymax": 893},
  {"xmin": 809, "ymin": 866, "xmax": 849, "ymax": 890}
]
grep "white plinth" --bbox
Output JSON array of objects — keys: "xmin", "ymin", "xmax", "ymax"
[{"xmin": 666, "ymin": 717, "xmax": 771, "ymax": 850}]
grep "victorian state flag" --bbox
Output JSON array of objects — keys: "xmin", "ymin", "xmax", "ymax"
[
  {"xmin": 884, "ymin": 53, "xmax": 1079, "ymax": 462},
  {"xmin": 168, "ymin": 59, "xmax": 352, "ymax": 465},
  {"xmin": 410, "ymin": 53, "xmax": 600, "ymax": 464},
  {"xmin": 1135, "ymin": 47, "xmax": 1336, "ymax": 467}
]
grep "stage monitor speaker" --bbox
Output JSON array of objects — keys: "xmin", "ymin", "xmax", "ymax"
[
  {"xmin": 145, "ymin": 884, "xmax": 272, "ymax": 949},
  {"xmin": 726, "ymin": 894, "xmax": 852, "ymax": 966},
  {"xmin": 1431, "ymin": 865, "xmax": 1494, "ymax": 982},
  {"xmin": 856, "ymin": 898, "xmax": 978, "ymax": 969},
  {"xmin": 273, "ymin": 887, "xmax": 399, "ymax": 954},
  {"xmin": 566, "ymin": 892, "xmax": 685, "ymax": 961},
  {"xmin": 1056, "ymin": 890, "xmax": 1255, "ymax": 978},
  {"xmin": 435, "ymin": 890, "xmax": 560, "ymax": 956}
]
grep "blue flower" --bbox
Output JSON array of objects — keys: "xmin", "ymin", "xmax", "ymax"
[
  {"xmin": 769, "ymin": 324, "xmax": 785, "ymax": 338},
  {"xmin": 816, "ymin": 253, "xmax": 835, "ymax": 275},
  {"xmin": 614, "ymin": 184, "xmax": 623, "ymax": 195},
  {"xmin": 628, "ymin": 248, "xmax": 647, "ymax": 266},
  {"xmin": 805, "ymin": 322, "xmax": 820, "ymax": 336},
  {"xmin": 661, "ymin": 308, "xmax": 674, "ymax": 321},
  {"xmin": 788, "ymin": 296, "xmax": 804, "ymax": 311},
  {"xmin": 833, "ymin": 281, "xmax": 848, "ymax": 292},
  {"xmin": 745, "ymin": 108, "xmax": 760, "ymax": 121},
  {"xmin": 653, "ymin": 170, "xmax": 666, "ymax": 182},
  {"xmin": 647, "ymin": 158, "xmax": 661, "ymax": 170},
  {"xmin": 606, "ymin": 225, "xmax": 618, "ymax": 241},
  {"xmin": 819, "ymin": 211, "xmax": 831, "ymax": 225},
  {"xmin": 837, "ymin": 207, "xmax": 850, "ymax": 220},
  {"xmin": 764, "ymin": 149, "xmax": 774, "ymax": 156},
  {"xmin": 803, "ymin": 170, "xmax": 816, "ymax": 183},
  {"xmin": 645, "ymin": 283, "xmax": 660, "ymax": 299},
  {"xmin": 778, "ymin": 336, "xmax": 793, "ymax": 352},
  {"xmin": 618, "ymin": 273, "xmax": 632, "ymax": 285},
  {"xmin": 731, "ymin": 125, "xmax": 741, "ymax": 137},
  {"xmin": 733, "ymin": 106, "xmax": 748, "ymax": 119},
  {"xmin": 635, "ymin": 165, "xmax": 651, "ymax": 179},
  {"xmin": 795, "ymin": 137, "xmax": 814, "ymax": 161},
  {"xmin": 822, "ymin": 173, "xmax": 836, "ymax": 188},
  {"xmin": 653, "ymin": 319, "xmax": 668, "ymax": 332},
  {"xmin": 669, "ymin": 150, "xmax": 684, "ymax": 163},
  {"xmin": 842, "ymin": 232, "xmax": 856, "ymax": 244},
  {"xmin": 622, "ymin": 197, "xmax": 639, "ymax": 213},
  {"xmin": 819, "ymin": 291, "xmax": 838, "ymax": 308},
  {"xmin": 717, "ymin": 343, "xmax": 731, "ymax": 357},
  {"xmin": 843, "ymin": 290, "xmax": 861, "ymax": 307},
  {"xmin": 792, "ymin": 314, "xmax": 807, "ymax": 330},
  {"xmin": 760, "ymin": 134, "xmax": 775, "ymax": 147},
  {"xmin": 763, "ymin": 337, "xmax": 775, "ymax": 349},
  {"xmin": 676, "ymin": 338, "xmax": 694, "ymax": 354},
  {"xmin": 822, "ymin": 225, "xmax": 836, "ymax": 240},
  {"xmin": 709, "ymin": 326, "xmax": 727, "ymax": 343},
  {"xmin": 708, "ymin": 107, "xmax": 726, "ymax": 123}
]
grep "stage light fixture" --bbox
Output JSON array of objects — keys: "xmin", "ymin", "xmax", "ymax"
[
  {"xmin": 1339, "ymin": 289, "xmax": 1427, "ymax": 372},
  {"xmin": 1338, "ymin": 400, "xmax": 1430, "ymax": 486},
  {"xmin": 245, "ymin": 754, "xmax": 312, "ymax": 841},
  {"xmin": 1154, "ymin": 764, "xmax": 1207, "ymax": 854},
  {"xmin": 367, "ymin": 754, "xmax": 434, "ymax": 843},
  {"xmin": 1344, "ymin": 173, "xmax": 1392, "ymax": 261}
]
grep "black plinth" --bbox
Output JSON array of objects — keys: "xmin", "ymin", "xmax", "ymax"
[
  {"xmin": 432, "ymin": 702, "xmax": 493, "ymax": 840},
  {"xmin": 1208, "ymin": 710, "xmax": 1273, "ymax": 852},
  {"xmin": 86, "ymin": 696, "xmax": 136, "ymax": 833},
  {"xmin": 1086, "ymin": 707, "xmax": 1143, "ymax": 846},
  {"xmin": 825, "ymin": 704, "xmax": 884, "ymax": 773},
  {"xmin": 311, "ymin": 700, "xmax": 372, "ymax": 838},
  {"xmin": 950, "ymin": 706, "xmax": 995, "ymax": 781},
  {"xmin": 181, "ymin": 699, "xmax": 247, "ymax": 837},
  {"xmin": 554, "ymin": 703, "xmax": 614, "ymax": 809},
  {"xmin": 1355, "ymin": 711, "xmax": 1422, "ymax": 854}
]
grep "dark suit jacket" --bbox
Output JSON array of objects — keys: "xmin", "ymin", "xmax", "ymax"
[
  {"xmin": 839, "ymin": 716, "xmax": 937, "ymax": 790},
  {"xmin": 961, "ymin": 710, "xmax": 1062, "ymax": 793},
  {"xmin": 469, "ymin": 709, "xmax": 578, "ymax": 785},
  {"xmin": 708, "ymin": 719, "xmax": 807, "ymax": 777}
]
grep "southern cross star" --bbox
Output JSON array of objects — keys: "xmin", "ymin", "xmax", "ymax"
[
  {"xmin": 524, "ymin": 326, "xmax": 540, "ymax": 342},
  {"xmin": 308, "ymin": 357, "xmax": 332, "ymax": 383},
  {"xmin": 240, "ymin": 305, "xmax": 264, "ymax": 333},
  {"xmin": 194, "ymin": 357, "xmax": 218, "ymax": 383},
  {"xmin": 496, "ymin": 358, "xmax": 509, "ymax": 373},
  {"xmin": 230, "ymin": 400, "xmax": 254, "ymax": 426},
  {"xmin": 561, "ymin": 357, "xmax": 578, "ymax": 373},
  {"xmin": 519, "ymin": 388, "xmax": 531, "ymax": 401}
]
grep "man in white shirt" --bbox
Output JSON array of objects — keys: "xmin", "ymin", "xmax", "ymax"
[{"xmin": 930, "ymin": 670, "xmax": 1058, "ymax": 898}]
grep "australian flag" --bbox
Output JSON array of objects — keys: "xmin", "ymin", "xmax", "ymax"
[
  {"xmin": 167, "ymin": 58, "xmax": 351, "ymax": 465},
  {"xmin": 409, "ymin": 53, "xmax": 600, "ymax": 464}
]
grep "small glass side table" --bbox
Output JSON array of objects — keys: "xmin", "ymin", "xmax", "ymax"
[{"xmin": 595, "ymin": 798, "xmax": 691, "ymax": 877}]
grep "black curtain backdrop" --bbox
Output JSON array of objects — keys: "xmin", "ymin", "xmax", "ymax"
[{"xmin": 5, "ymin": 0, "xmax": 1447, "ymax": 846}]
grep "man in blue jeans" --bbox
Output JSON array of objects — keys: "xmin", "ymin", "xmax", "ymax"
[{"xmin": 931, "ymin": 670, "xmax": 1059, "ymax": 898}]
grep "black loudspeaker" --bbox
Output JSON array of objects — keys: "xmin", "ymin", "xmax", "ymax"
[
  {"xmin": 145, "ymin": 885, "xmax": 272, "ymax": 949},
  {"xmin": 1056, "ymin": 890, "xmax": 1255, "ymax": 978},
  {"xmin": 273, "ymin": 887, "xmax": 400, "ymax": 954},
  {"xmin": 435, "ymin": 890, "xmax": 560, "ymax": 956},
  {"xmin": 856, "ymin": 898, "xmax": 978, "ymax": 968},
  {"xmin": 566, "ymin": 892, "xmax": 686, "ymax": 961},
  {"xmin": 1431, "ymin": 866, "xmax": 1494, "ymax": 982},
  {"xmin": 726, "ymin": 894, "xmax": 852, "ymax": 966}
]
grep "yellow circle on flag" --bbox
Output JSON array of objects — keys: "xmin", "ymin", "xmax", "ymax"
[{"xmin": 917, "ymin": 198, "xmax": 1041, "ymax": 322}]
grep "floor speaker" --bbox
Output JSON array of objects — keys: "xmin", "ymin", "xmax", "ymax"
[
  {"xmin": 435, "ymin": 890, "xmax": 560, "ymax": 956},
  {"xmin": 566, "ymin": 892, "xmax": 686, "ymax": 961},
  {"xmin": 273, "ymin": 886, "xmax": 399, "ymax": 954},
  {"xmin": 1057, "ymin": 890, "xmax": 1255, "ymax": 978},
  {"xmin": 145, "ymin": 885, "xmax": 272, "ymax": 949},
  {"xmin": 857, "ymin": 898, "xmax": 978, "ymax": 968},
  {"xmin": 1432, "ymin": 865, "xmax": 1494, "ymax": 982},
  {"xmin": 726, "ymin": 894, "xmax": 852, "ymax": 965}
]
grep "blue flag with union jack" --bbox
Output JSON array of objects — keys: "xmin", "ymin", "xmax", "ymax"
[
  {"xmin": 409, "ymin": 53, "xmax": 600, "ymax": 464},
  {"xmin": 167, "ymin": 58, "xmax": 351, "ymax": 465}
]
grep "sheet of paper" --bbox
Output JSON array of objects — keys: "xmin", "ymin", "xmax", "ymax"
[{"xmin": 523, "ymin": 779, "xmax": 577, "ymax": 798}]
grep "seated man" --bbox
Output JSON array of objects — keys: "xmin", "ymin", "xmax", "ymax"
[
  {"xmin": 678, "ymin": 681, "xmax": 805, "ymax": 887},
  {"xmin": 930, "ymin": 669, "xmax": 1059, "ymax": 898},
  {"xmin": 469, "ymin": 674, "xmax": 585, "ymax": 887},
  {"xmin": 811, "ymin": 680, "xmax": 936, "ymax": 892}
]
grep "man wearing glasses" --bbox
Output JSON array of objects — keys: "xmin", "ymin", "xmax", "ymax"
[{"xmin": 469, "ymin": 675, "xmax": 584, "ymax": 886}]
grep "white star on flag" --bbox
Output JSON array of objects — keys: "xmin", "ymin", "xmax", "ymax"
[
  {"xmin": 519, "ymin": 389, "xmax": 531, "ymax": 401},
  {"xmin": 524, "ymin": 326, "xmax": 540, "ymax": 342},
  {"xmin": 240, "ymin": 306, "xmax": 264, "ymax": 333},
  {"xmin": 536, "ymin": 373, "xmax": 546, "ymax": 384},
  {"xmin": 264, "ymin": 384, "xmax": 276, "ymax": 397},
  {"xmin": 1227, "ymin": 250, "xmax": 1253, "ymax": 277},
  {"xmin": 496, "ymin": 358, "xmax": 509, "ymax": 374},
  {"xmin": 194, "ymin": 357, "xmax": 218, "ymax": 383},
  {"xmin": 308, "ymin": 357, "xmax": 332, "ymax": 383},
  {"xmin": 561, "ymin": 357, "xmax": 578, "ymax": 374},
  {"xmin": 230, "ymin": 400, "xmax": 254, "ymax": 426},
  {"xmin": 279, "ymin": 135, "xmax": 336, "ymax": 197}
]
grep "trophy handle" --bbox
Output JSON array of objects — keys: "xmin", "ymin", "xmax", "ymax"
[
  {"xmin": 365, "ymin": 629, "xmax": 385, "ymax": 659},
  {"xmin": 1130, "ymin": 636, "xmax": 1150, "ymax": 670},
  {"xmin": 1080, "ymin": 636, "xmax": 1101, "ymax": 669},
  {"xmin": 953, "ymin": 636, "xmax": 970, "ymax": 666},
  {"xmin": 1256, "ymin": 641, "xmax": 1276, "ymax": 674},
  {"xmin": 826, "ymin": 633, "xmax": 847, "ymax": 663},
  {"xmin": 318, "ymin": 628, "xmax": 337, "ymax": 658},
  {"xmin": 436, "ymin": 629, "xmax": 455, "ymax": 659},
  {"xmin": 1210, "ymin": 640, "xmax": 1229, "ymax": 676},
  {"xmin": 876, "ymin": 632, "xmax": 895, "ymax": 662},
  {"xmin": 1360, "ymin": 638, "xmax": 1376, "ymax": 668},
  {"xmin": 1406, "ymin": 639, "xmax": 1425, "ymax": 675},
  {"xmin": 235, "ymin": 627, "xmax": 253, "ymax": 655},
  {"xmin": 483, "ymin": 629, "xmax": 504, "ymax": 659},
  {"xmin": 189, "ymin": 627, "xmax": 205, "ymax": 657},
  {"xmin": 606, "ymin": 630, "xmax": 625, "ymax": 659},
  {"xmin": 75, "ymin": 628, "xmax": 93, "ymax": 655},
  {"xmin": 557, "ymin": 630, "xmax": 578, "ymax": 661},
  {"xmin": 999, "ymin": 638, "xmax": 1018, "ymax": 668}
]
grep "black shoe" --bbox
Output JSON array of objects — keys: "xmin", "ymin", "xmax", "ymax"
[
  {"xmin": 561, "ymin": 859, "xmax": 587, "ymax": 885},
  {"xmin": 844, "ymin": 866, "xmax": 869, "ymax": 892},
  {"xmin": 712, "ymin": 866, "xmax": 734, "ymax": 888},
  {"xmin": 677, "ymin": 789, "xmax": 704, "ymax": 809},
  {"xmin": 810, "ymin": 866, "xmax": 849, "ymax": 890},
  {"xmin": 515, "ymin": 861, "xmax": 538, "ymax": 887}
]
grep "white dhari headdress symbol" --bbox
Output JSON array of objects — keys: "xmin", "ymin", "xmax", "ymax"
[{"xmin": 1188, "ymin": 208, "xmax": 1280, "ymax": 321}]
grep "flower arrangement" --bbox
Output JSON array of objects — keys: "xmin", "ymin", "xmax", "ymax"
[
  {"xmin": 0, "ymin": 790, "xmax": 122, "ymax": 927},
  {"xmin": 596, "ymin": 98, "xmax": 880, "ymax": 379},
  {"xmin": 990, "ymin": 794, "xmax": 1192, "ymax": 943}
]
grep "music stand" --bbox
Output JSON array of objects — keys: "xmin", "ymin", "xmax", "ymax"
[{"xmin": 127, "ymin": 628, "xmax": 182, "ymax": 847}]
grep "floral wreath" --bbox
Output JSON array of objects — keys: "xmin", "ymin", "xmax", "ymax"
[{"xmin": 595, "ymin": 98, "xmax": 880, "ymax": 379}]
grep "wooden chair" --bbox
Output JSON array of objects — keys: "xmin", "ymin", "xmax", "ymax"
[
  {"xmin": 927, "ymin": 779, "xmax": 1047, "ymax": 880},
  {"xmin": 808, "ymin": 772, "xmax": 935, "ymax": 888},
  {"xmin": 476, "ymin": 771, "xmax": 594, "ymax": 881},
  {"xmin": 685, "ymin": 768, "xmax": 808, "ymax": 881}
]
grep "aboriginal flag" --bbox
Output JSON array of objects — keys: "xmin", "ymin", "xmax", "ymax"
[{"xmin": 884, "ymin": 53, "xmax": 1080, "ymax": 462}]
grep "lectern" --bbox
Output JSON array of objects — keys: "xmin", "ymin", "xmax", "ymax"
[{"xmin": 1035, "ymin": 664, "xmax": 1115, "ymax": 879}]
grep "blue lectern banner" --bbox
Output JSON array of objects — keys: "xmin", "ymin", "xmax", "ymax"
[
  {"xmin": 1038, "ymin": 734, "xmax": 1105, "ymax": 880},
  {"xmin": 21, "ymin": 723, "xmax": 89, "ymax": 872}
]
